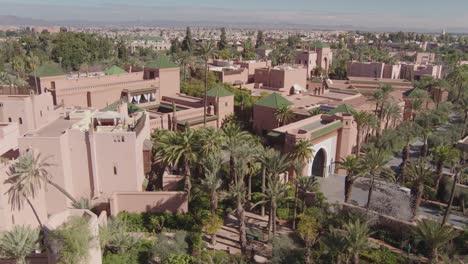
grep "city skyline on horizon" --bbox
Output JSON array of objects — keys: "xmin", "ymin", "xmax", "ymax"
[{"xmin": 0, "ymin": 0, "xmax": 467, "ymax": 32}]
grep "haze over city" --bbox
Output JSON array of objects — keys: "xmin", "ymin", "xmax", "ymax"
[
  {"xmin": 0, "ymin": 0, "xmax": 467, "ymax": 263},
  {"xmin": 0, "ymin": 0, "xmax": 467, "ymax": 32}
]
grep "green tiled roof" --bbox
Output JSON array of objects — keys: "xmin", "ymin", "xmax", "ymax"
[
  {"xmin": 101, "ymin": 101, "xmax": 119, "ymax": 111},
  {"xmin": 104, "ymin": 65, "xmax": 126, "ymax": 75},
  {"xmin": 328, "ymin": 104, "xmax": 356, "ymax": 115},
  {"xmin": 128, "ymin": 87, "xmax": 158, "ymax": 93},
  {"xmin": 310, "ymin": 122, "xmax": 343, "ymax": 140},
  {"xmin": 257, "ymin": 45, "xmax": 272, "ymax": 50},
  {"xmin": 34, "ymin": 63, "xmax": 65, "ymax": 77},
  {"xmin": 177, "ymin": 115, "xmax": 218, "ymax": 126},
  {"xmin": 145, "ymin": 55, "xmax": 178, "ymax": 69},
  {"xmin": 254, "ymin": 93, "xmax": 293, "ymax": 109},
  {"xmin": 207, "ymin": 86, "xmax": 234, "ymax": 97},
  {"xmin": 311, "ymin": 41, "xmax": 330, "ymax": 48}
]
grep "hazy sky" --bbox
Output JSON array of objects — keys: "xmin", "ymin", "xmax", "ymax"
[{"xmin": 1, "ymin": 0, "xmax": 467, "ymax": 30}]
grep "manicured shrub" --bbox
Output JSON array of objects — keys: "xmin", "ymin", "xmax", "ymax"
[
  {"xmin": 49, "ymin": 216, "xmax": 91, "ymax": 264},
  {"xmin": 362, "ymin": 248, "xmax": 406, "ymax": 264}
]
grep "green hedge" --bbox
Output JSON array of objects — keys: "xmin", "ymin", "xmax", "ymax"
[
  {"xmin": 117, "ymin": 212, "xmax": 201, "ymax": 233},
  {"xmin": 361, "ymin": 248, "xmax": 406, "ymax": 264}
]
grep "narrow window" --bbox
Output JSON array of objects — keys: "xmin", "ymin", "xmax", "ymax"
[
  {"xmin": 18, "ymin": 118, "xmax": 22, "ymax": 124},
  {"xmin": 113, "ymin": 165, "xmax": 118, "ymax": 175},
  {"xmin": 8, "ymin": 117, "xmax": 12, "ymax": 122},
  {"xmin": 40, "ymin": 110, "xmax": 43, "ymax": 117}
]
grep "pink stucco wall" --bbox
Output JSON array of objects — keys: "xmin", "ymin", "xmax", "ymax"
[
  {"xmin": 0, "ymin": 93, "xmax": 58, "ymax": 135},
  {"xmin": 0, "ymin": 122, "xmax": 19, "ymax": 155},
  {"xmin": 18, "ymin": 110, "xmax": 150, "ymax": 215},
  {"xmin": 109, "ymin": 191, "xmax": 188, "ymax": 216}
]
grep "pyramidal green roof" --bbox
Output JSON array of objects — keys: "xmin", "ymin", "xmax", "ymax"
[
  {"xmin": 34, "ymin": 63, "xmax": 65, "ymax": 77},
  {"xmin": 329, "ymin": 104, "xmax": 356, "ymax": 115},
  {"xmin": 255, "ymin": 93, "xmax": 293, "ymax": 109},
  {"xmin": 207, "ymin": 86, "xmax": 234, "ymax": 97},
  {"xmin": 145, "ymin": 56, "xmax": 178, "ymax": 69},
  {"xmin": 311, "ymin": 41, "xmax": 330, "ymax": 49},
  {"xmin": 104, "ymin": 65, "xmax": 127, "ymax": 75}
]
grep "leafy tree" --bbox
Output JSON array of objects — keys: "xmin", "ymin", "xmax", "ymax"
[
  {"xmin": 181, "ymin": 27, "xmax": 193, "ymax": 53},
  {"xmin": 241, "ymin": 38, "xmax": 255, "ymax": 60},
  {"xmin": 218, "ymin": 28, "xmax": 228, "ymax": 50},
  {"xmin": 49, "ymin": 216, "xmax": 91, "ymax": 264},
  {"xmin": 0, "ymin": 226, "xmax": 39, "ymax": 264},
  {"xmin": 413, "ymin": 219, "xmax": 458, "ymax": 263},
  {"xmin": 203, "ymin": 216, "xmax": 223, "ymax": 245},
  {"xmin": 255, "ymin": 31, "xmax": 265, "ymax": 49}
]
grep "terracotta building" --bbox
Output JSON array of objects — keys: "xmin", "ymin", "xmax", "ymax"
[{"xmin": 29, "ymin": 57, "xmax": 180, "ymax": 109}]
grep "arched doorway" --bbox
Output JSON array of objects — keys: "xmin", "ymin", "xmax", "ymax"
[
  {"xmin": 311, "ymin": 148, "xmax": 326, "ymax": 177},
  {"xmin": 323, "ymin": 58, "xmax": 328, "ymax": 74}
]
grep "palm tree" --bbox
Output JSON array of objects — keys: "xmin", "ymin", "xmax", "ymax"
[
  {"xmin": 25, "ymin": 54, "xmax": 40, "ymax": 94},
  {"xmin": 321, "ymin": 226, "xmax": 348, "ymax": 264},
  {"xmin": 352, "ymin": 111, "xmax": 377, "ymax": 154},
  {"xmin": 222, "ymin": 123, "xmax": 252, "ymax": 183},
  {"xmin": 196, "ymin": 126, "xmax": 225, "ymax": 157},
  {"xmin": 259, "ymin": 173, "xmax": 291, "ymax": 235},
  {"xmin": 4, "ymin": 152, "xmax": 78, "ymax": 226},
  {"xmin": 10, "ymin": 56, "xmax": 26, "ymax": 78},
  {"xmin": 447, "ymin": 65, "xmax": 468, "ymax": 101},
  {"xmin": 0, "ymin": 226, "xmax": 39, "ymax": 264},
  {"xmin": 407, "ymin": 159, "xmax": 434, "ymax": 219},
  {"xmin": 442, "ymin": 163, "xmax": 467, "ymax": 225},
  {"xmin": 297, "ymin": 213, "xmax": 320, "ymax": 264},
  {"xmin": 274, "ymin": 105, "xmax": 294, "ymax": 127},
  {"xmin": 288, "ymin": 140, "xmax": 314, "ymax": 178},
  {"xmin": 174, "ymin": 51, "xmax": 192, "ymax": 81},
  {"xmin": 228, "ymin": 163, "xmax": 248, "ymax": 254},
  {"xmin": 432, "ymin": 145, "xmax": 460, "ymax": 191},
  {"xmin": 153, "ymin": 129, "xmax": 198, "ymax": 198},
  {"xmin": 454, "ymin": 96, "xmax": 468, "ymax": 137},
  {"xmin": 339, "ymin": 155, "xmax": 363, "ymax": 203},
  {"xmin": 415, "ymin": 112, "xmax": 439, "ymax": 157},
  {"xmin": 343, "ymin": 219, "xmax": 371, "ymax": 264},
  {"xmin": 292, "ymin": 165, "xmax": 319, "ymax": 229},
  {"xmin": 413, "ymin": 219, "xmax": 458, "ymax": 263},
  {"xmin": 382, "ymin": 102, "xmax": 401, "ymax": 129},
  {"xmin": 196, "ymin": 40, "xmax": 217, "ymax": 126},
  {"xmin": 200, "ymin": 155, "xmax": 223, "ymax": 217},
  {"xmin": 397, "ymin": 121, "xmax": 419, "ymax": 183},
  {"xmin": 257, "ymin": 150, "xmax": 290, "ymax": 234},
  {"xmin": 360, "ymin": 148, "xmax": 390, "ymax": 209},
  {"xmin": 408, "ymin": 89, "xmax": 430, "ymax": 120}
]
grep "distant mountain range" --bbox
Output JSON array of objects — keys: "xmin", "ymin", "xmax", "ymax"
[{"xmin": 0, "ymin": 15, "xmax": 467, "ymax": 33}]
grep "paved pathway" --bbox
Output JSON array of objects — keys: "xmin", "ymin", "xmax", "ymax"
[{"xmin": 318, "ymin": 174, "xmax": 467, "ymax": 227}]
